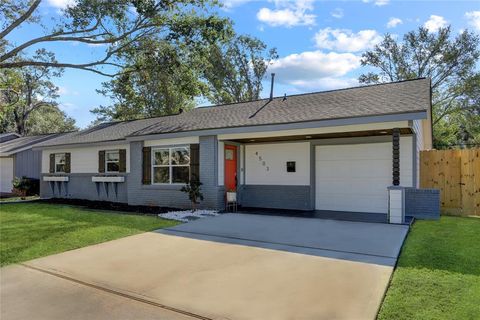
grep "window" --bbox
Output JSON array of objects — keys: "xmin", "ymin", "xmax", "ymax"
[
  {"xmin": 105, "ymin": 150, "xmax": 120, "ymax": 172},
  {"xmin": 286, "ymin": 161, "xmax": 296, "ymax": 173},
  {"xmin": 225, "ymin": 149, "xmax": 234, "ymax": 160},
  {"xmin": 152, "ymin": 146, "xmax": 190, "ymax": 184},
  {"xmin": 55, "ymin": 153, "xmax": 66, "ymax": 173}
]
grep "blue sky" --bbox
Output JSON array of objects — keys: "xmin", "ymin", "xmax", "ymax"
[{"xmin": 8, "ymin": 0, "xmax": 480, "ymax": 128}]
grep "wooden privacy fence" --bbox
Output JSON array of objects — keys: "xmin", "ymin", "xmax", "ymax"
[{"xmin": 420, "ymin": 149, "xmax": 480, "ymax": 216}]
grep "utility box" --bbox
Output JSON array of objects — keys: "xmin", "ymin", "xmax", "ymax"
[{"xmin": 388, "ymin": 186, "xmax": 405, "ymax": 224}]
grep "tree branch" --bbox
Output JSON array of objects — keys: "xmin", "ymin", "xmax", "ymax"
[{"xmin": 0, "ymin": 0, "xmax": 41, "ymax": 40}]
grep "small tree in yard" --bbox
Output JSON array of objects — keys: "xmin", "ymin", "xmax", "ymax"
[{"xmin": 180, "ymin": 178, "xmax": 204, "ymax": 212}]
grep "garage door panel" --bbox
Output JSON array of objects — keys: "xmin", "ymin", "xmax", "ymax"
[
  {"xmin": 315, "ymin": 143, "xmax": 391, "ymax": 214},
  {"xmin": 316, "ymin": 179, "xmax": 389, "ymax": 195},
  {"xmin": 317, "ymin": 144, "xmax": 391, "ymax": 161},
  {"xmin": 317, "ymin": 194, "xmax": 388, "ymax": 213}
]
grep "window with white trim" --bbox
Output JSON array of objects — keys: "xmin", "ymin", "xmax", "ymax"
[
  {"xmin": 55, "ymin": 153, "xmax": 66, "ymax": 173},
  {"xmin": 152, "ymin": 146, "xmax": 190, "ymax": 184},
  {"xmin": 105, "ymin": 150, "xmax": 120, "ymax": 173}
]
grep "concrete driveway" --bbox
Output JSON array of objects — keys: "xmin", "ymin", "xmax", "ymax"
[{"xmin": 1, "ymin": 213, "xmax": 409, "ymax": 320}]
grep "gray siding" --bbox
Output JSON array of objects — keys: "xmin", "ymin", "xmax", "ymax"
[
  {"xmin": 40, "ymin": 173, "xmax": 128, "ymax": 203},
  {"xmin": 239, "ymin": 185, "xmax": 312, "ymax": 210},
  {"xmin": 14, "ymin": 149, "xmax": 41, "ymax": 179}
]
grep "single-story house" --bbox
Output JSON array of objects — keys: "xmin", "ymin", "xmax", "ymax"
[
  {"xmin": 0, "ymin": 133, "xmax": 68, "ymax": 194},
  {"xmin": 35, "ymin": 78, "xmax": 435, "ymax": 219}
]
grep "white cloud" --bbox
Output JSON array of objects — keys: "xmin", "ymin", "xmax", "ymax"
[
  {"xmin": 222, "ymin": 0, "xmax": 254, "ymax": 10},
  {"xmin": 424, "ymin": 15, "xmax": 448, "ymax": 32},
  {"xmin": 362, "ymin": 0, "xmax": 390, "ymax": 6},
  {"xmin": 58, "ymin": 86, "xmax": 79, "ymax": 96},
  {"xmin": 289, "ymin": 77, "xmax": 359, "ymax": 91},
  {"xmin": 387, "ymin": 17, "xmax": 403, "ymax": 28},
  {"xmin": 56, "ymin": 102, "xmax": 78, "ymax": 112},
  {"xmin": 47, "ymin": 0, "xmax": 76, "ymax": 9},
  {"xmin": 465, "ymin": 11, "xmax": 480, "ymax": 32},
  {"xmin": 330, "ymin": 8, "xmax": 344, "ymax": 19},
  {"xmin": 257, "ymin": 0, "xmax": 316, "ymax": 27},
  {"xmin": 314, "ymin": 28, "xmax": 382, "ymax": 52},
  {"xmin": 268, "ymin": 50, "xmax": 361, "ymax": 83}
]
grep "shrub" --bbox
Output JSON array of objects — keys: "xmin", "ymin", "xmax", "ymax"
[
  {"xmin": 180, "ymin": 178, "xmax": 204, "ymax": 212},
  {"xmin": 12, "ymin": 176, "xmax": 40, "ymax": 197}
]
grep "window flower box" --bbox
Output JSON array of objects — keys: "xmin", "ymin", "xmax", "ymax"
[
  {"xmin": 92, "ymin": 176, "xmax": 125, "ymax": 183},
  {"xmin": 43, "ymin": 176, "xmax": 69, "ymax": 182}
]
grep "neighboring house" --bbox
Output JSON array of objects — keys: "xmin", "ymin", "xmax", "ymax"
[
  {"xmin": 0, "ymin": 133, "xmax": 69, "ymax": 194},
  {"xmin": 0, "ymin": 133, "xmax": 21, "ymax": 143},
  {"xmin": 35, "ymin": 79, "xmax": 433, "ymax": 217}
]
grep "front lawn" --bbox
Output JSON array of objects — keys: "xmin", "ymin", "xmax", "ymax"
[
  {"xmin": 0, "ymin": 203, "xmax": 179, "ymax": 266},
  {"xmin": 0, "ymin": 196, "xmax": 39, "ymax": 203},
  {"xmin": 378, "ymin": 216, "xmax": 480, "ymax": 320}
]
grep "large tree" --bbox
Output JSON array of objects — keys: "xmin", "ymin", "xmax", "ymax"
[
  {"xmin": 359, "ymin": 26, "xmax": 480, "ymax": 148},
  {"xmin": 93, "ymin": 33, "xmax": 277, "ymax": 121},
  {"xmin": 0, "ymin": 0, "xmax": 230, "ymax": 76},
  {"xmin": 203, "ymin": 35, "xmax": 278, "ymax": 104},
  {"xmin": 91, "ymin": 38, "xmax": 208, "ymax": 121},
  {"xmin": 0, "ymin": 66, "xmax": 76, "ymax": 135}
]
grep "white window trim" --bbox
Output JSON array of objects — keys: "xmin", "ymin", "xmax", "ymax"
[
  {"xmin": 151, "ymin": 146, "xmax": 190, "ymax": 185},
  {"xmin": 105, "ymin": 150, "xmax": 120, "ymax": 173},
  {"xmin": 54, "ymin": 153, "xmax": 66, "ymax": 173}
]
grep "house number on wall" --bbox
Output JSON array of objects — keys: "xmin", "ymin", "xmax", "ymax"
[{"xmin": 255, "ymin": 151, "xmax": 269, "ymax": 171}]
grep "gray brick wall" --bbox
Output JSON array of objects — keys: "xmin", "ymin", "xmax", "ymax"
[
  {"xmin": 40, "ymin": 173, "xmax": 128, "ymax": 203},
  {"xmin": 405, "ymin": 187, "xmax": 440, "ymax": 220},
  {"xmin": 199, "ymin": 136, "xmax": 224, "ymax": 209},
  {"xmin": 127, "ymin": 138, "xmax": 223, "ymax": 209},
  {"xmin": 239, "ymin": 185, "xmax": 312, "ymax": 210}
]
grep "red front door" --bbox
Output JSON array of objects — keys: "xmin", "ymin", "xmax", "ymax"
[{"xmin": 224, "ymin": 145, "xmax": 237, "ymax": 191}]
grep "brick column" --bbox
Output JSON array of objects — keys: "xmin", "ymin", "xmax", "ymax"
[{"xmin": 392, "ymin": 128, "xmax": 400, "ymax": 186}]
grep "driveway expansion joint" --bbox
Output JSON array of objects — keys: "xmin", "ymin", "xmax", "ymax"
[{"xmin": 19, "ymin": 263, "xmax": 212, "ymax": 320}]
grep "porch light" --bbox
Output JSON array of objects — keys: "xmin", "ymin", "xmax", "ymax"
[
  {"xmin": 249, "ymin": 139, "xmax": 256, "ymax": 142},
  {"xmin": 306, "ymin": 136, "xmax": 312, "ymax": 139},
  {"xmin": 379, "ymin": 131, "xmax": 388, "ymax": 134}
]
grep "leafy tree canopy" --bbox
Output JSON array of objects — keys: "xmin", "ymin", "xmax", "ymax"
[
  {"xmin": 0, "ymin": 66, "xmax": 77, "ymax": 135},
  {"xmin": 359, "ymin": 26, "xmax": 480, "ymax": 148},
  {"xmin": 0, "ymin": 0, "xmax": 231, "ymax": 76},
  {"xmin": 92, "ymin": 33, "xmax": 277, "ymax": 121},
  {"xmin": 203, "ymin": 34, "xmax": 278, "ymax": 104}
]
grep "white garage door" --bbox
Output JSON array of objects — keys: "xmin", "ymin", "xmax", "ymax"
[
  {"xmin": 0, "ymin": 157, "xmax": 14, "ymax": 193},
  {"xmin": 315, "ymin": 143, "xmax": 392, "ymax": 214}
]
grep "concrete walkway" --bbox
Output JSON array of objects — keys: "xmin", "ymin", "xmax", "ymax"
[{"xmin": 1, "ymin": 214, "xmax": 408, "ymax": 320}]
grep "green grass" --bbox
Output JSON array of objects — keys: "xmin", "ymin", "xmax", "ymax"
[
  {"xmin": 0, "ymin": 203, "xmax": 179, "ymax": 266},
  {"xmin": 378, "ymin": 216, "xmax": 480, "ymax": 320},
  {"xmin": 0, "ymin": 196, "xmax": 39, "ymax": 202}
]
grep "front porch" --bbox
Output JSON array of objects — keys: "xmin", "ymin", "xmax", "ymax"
[{"xmin": 217, "ymin": 122, "xmax": 415, "ymax": 221}]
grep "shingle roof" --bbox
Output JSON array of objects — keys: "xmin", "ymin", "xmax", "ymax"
[
  {"xmin": 37, "ymin": 78, "xmax": 430, "ymax": 147},
  {"xmin": 0, "ymin": 132, "xmax": 20, "ymax": 143},
  {"xmin": 0, "ymin": 133, "xmax": 69, "ymax": 156}
]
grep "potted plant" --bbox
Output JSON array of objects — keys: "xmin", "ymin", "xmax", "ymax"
[{"xmin": 180, "ymin": 178, "xmax": 204, "ymax": 212}]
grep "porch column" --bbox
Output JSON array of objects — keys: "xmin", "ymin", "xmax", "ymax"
[{"xmin": 392, "ymin": 128, "xmax": 400, "ymax": 186}]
